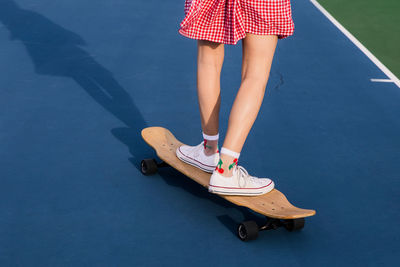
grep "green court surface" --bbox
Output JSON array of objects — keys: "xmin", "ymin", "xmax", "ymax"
[{"xmin": 317, "ymin": 0, "xmax": 400, "ymax": 77}]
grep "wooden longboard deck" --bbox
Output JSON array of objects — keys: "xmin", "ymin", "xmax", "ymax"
[{"xmin": 141, "ymin": 127, "xmax": 316, "ymax": 220}]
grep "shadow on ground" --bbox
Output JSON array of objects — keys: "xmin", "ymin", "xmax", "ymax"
[
  {"xmin": 0, "ymin": 0, "xmax": 289, "ymax": 239},
  {"xmin": 0, "ymin": 0, "xmax": 148, "ymax": 171}
]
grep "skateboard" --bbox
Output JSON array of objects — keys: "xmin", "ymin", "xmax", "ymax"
[{"xmin": 140, "ymin": 126, "xmax": 316, "ymax": 241}]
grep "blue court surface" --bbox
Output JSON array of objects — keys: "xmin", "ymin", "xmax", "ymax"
[{"xmin": 0, "ymin": 0, "xmax": 399, "ymax": 266}]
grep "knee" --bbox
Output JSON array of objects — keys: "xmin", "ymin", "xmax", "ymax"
[
  {"xmin": 198, "ymin": 55, "xmax": 223, "ymax": 71},
  {"xmin": 197, "ymin": 45, "xmax": 224, "ymax": 70},
  {"xmin": 241, "ymin": 74, "xmax": 268, "ymax": 89}
]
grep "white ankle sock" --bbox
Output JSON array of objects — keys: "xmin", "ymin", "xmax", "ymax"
[
  {"xmin": 220, "ymin": 147, "xmax": 240, "ymax": 159},
  {"xmin": 202, "ymin": 132, "xmax": 219, "ymax": 154},
  {"xmin": 202, "ymin": 132, "xmax": 219, "ymax": 140},
  {"xmin": 215, "ymin": 147, "xmax": 240, "ymax": 176}
]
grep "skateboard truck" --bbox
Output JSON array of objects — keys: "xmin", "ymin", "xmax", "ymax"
[{"xmin": 238, "ymin": 217, "xmax": 305, "ymax": 241}]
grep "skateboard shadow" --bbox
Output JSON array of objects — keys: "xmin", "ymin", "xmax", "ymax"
[
  {"xmin": 156, "ymin": 166, "xmax": 269, "ymax": 237},
  {"xmin": 0, "ymin": 0, "xmax": 148, "ymax": 172}
]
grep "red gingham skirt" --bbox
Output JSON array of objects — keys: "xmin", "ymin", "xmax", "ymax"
[{"xmin": 178, "ymin": 0, "xmax": 295, "ymax": 45}]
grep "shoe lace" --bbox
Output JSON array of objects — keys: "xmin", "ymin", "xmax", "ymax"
[
  {"xmin": 235, "ymin": 165, "xmax": 263, "ymax": 188},
  {"xmin": 236, "ymin": 165, "xmax": 249, "ymax": 188}
]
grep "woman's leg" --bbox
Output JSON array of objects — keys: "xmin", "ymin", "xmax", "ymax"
[
  {"xmin": 220, "ymin": 33, "xmax": 278, "ymax": 177},
  {"xmin": 197, "ymin": 40, "xmax": 224, "ymax": 155}
]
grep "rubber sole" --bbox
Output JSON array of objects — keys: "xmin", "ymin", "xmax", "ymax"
[{"xmin": 208, "ymin": 181, "xmax": 275, "ymax": 196}]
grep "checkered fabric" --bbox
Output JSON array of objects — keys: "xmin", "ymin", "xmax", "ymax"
[{"xmin": 179, "ymin": 0, "xmax": 295, "ymax": 45}]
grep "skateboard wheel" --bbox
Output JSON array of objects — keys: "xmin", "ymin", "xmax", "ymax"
[
  {"xmin": 237, "ymin": 221, "xmax": 259, "ymax": 241},
  {"xmin": 141, "ymin": 159, "xmax": 158, "ymax": 175},
  {"xmin": 283, "ymin": 218, "xmax": 305, "ymax": 232}
]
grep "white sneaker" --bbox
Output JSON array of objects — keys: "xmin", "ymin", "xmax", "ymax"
[
  {"xmin": 208, "ymin": 165, "xmax": 274, "ymax": 196},
  {"xmin": 176, "ymin": 141, "xmax": 219, "ymax": 173}
]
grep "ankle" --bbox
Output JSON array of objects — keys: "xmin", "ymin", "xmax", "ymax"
[
  {"xmin": 202, "ymin": 131, "xmax": 219, "ymax": 156},
  {"xmin": 203, "ymin": 140, "xmax": 218, "ymax": 155},
  {"xmin": 215, "ymin": 147, "xmax": 240, "ymax": 177}
]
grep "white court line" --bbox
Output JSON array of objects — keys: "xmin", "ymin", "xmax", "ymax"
[
  {"xmin": 370, "ymin": 79, "xmax": 395, "ymax": 83},
  {"xmin": 310, "ymin": 0, "xmax": 400, "ymax": 88}
]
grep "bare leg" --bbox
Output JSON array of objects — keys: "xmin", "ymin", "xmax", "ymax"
[
  {"xmin": 197, "ymin": 40, "xmax": 224, "ymax": 155},
  {"xmin": 220, "ymin": 33, "xmax": 278, "ymax": 177}
]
